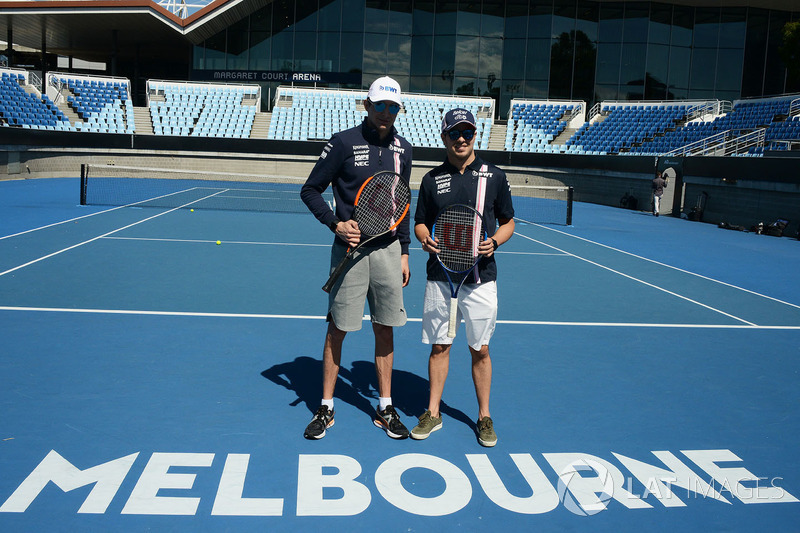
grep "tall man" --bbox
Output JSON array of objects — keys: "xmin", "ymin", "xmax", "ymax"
[
  {"xmin": 411, "ymin": 109, "xmax": 515, "ymax": 447},
  {"xmin": 300, "ymin": 77, "xmax": 413, "ymax": 440}
]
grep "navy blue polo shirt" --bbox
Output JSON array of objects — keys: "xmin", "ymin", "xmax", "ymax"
[
  {"xmin": 300, "ymin": 118, "xmax": 413, "ymax": 254},
  {"xmin": 415, "ymin": 155, "xmax": 515, "ymax": 283}
]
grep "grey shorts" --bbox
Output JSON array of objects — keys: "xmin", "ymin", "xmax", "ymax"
[{"xmin": 328, "ymin": 239, "xmax": 407, "ymax": 332}]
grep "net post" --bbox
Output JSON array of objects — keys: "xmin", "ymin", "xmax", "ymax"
[
  {"xmin": 80, "ymin": 164, "xmax": 87, "ymax": 205},
  {"xmin": 566, "ymin": 186, "xmax": 574, "ymax": 226}
]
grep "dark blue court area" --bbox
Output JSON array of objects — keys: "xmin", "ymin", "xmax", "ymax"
[{"xmin": 1, "ymin": 177, "xmax": 799, "ymax": 532}]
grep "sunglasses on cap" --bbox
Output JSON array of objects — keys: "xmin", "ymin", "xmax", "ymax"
[
  {"xmin": 446, "ymin": 128, "xmax": 476, "ymax": 141},
  {"xmin": 370, "ymin": 100, "xmax": 401, "ymax": 114}
]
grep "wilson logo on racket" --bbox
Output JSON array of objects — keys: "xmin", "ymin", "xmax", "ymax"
[{"xmin": 440, "ymin": 222, "xmax": 474, "ymax": 253}]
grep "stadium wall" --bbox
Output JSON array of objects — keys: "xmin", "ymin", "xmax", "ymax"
[{"xmin": 1, "ymin": 128, "xmax": 799, "ymax": 235}]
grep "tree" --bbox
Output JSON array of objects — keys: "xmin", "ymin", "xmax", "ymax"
[{"xmin": 779, "ymin": 21, "xmax": 800, "ymax": 93}]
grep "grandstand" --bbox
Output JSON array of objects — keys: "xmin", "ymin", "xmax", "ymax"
[{"xmin": 1, "ymin": 66, "xmax": 799, "ymax": 158}]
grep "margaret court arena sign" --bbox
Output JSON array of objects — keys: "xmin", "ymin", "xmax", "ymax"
[
  {"xmin": 192, "ymin": 70, "xmax": 362, "ymax": 85},
  {"xmin": 0, "ymin": 448, "xmax": 797, "ymax": 518}
]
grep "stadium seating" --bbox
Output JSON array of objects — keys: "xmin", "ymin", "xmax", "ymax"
[
  {"xmin": 0, "ymin": 71, "xmax": 71, "ymax": 130},
  {"xmin": 506, "ymin": 101, "xmax": 581, "ymax": 153},
  {"xmin": 148, "ymin": 81, "xmax": 259, "ymax": 138},
  {"xmin": 268, "ymin": 87, "xmax": 495, "ymax": 149},
  {"xmin": 59, "ymin": 75, "xmax": 135, "ymax": 134}
]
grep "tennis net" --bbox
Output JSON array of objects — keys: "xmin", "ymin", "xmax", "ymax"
[{"xmin": 80, "ymin": 164, "xmax": 573, "ymax": 225}]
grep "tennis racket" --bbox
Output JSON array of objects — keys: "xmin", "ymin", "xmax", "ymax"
[
  {"xmin": 432, "ymin": 204, "xmax": 486, "ymax": 338},
  {"xmin": 322, "ymin": 170, "xmax": 410, "ymax": 293}
]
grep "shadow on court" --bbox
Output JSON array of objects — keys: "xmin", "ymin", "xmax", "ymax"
[{"xmin": 261, "ymin": 356, "xmax": 473, "ymax": 430}]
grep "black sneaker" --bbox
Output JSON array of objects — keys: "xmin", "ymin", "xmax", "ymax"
[
  {"xmin": 373, "ymin": 405, "xmax": 409, "ymax": 439},
  {"xmin": 304, "ymin": 405, "xmax": 334, "ymax": 439}
]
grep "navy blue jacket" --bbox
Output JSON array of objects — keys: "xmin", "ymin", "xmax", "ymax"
[
  {"xmin": 301, "ymin": 118, "xmax": 413, "ymax": 254},
  {"xmin": 415, "ymin": 155, "xmax": 514, "ymax": 283}
]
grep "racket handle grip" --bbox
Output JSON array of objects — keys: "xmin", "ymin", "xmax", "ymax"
[
  {"xmin": 322, "ymin": 253, "xmax": 350, "ymax": 293},
  {"xmin": 447, "ymin": 296, "xmax": 458, "ymax": 338}
]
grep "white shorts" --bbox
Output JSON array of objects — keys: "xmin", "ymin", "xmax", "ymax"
[{"xmin": 421, "ymin": 280, "xmax": 497, "ymax": 351}]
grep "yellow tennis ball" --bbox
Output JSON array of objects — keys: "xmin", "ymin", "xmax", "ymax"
[
  {"xmin": 216, "ymin": 240, "xmax": 221, "ymax": 245},
  {"xmin": 190, "ymin": 209, "xmax": 194, "ymax": 212}
]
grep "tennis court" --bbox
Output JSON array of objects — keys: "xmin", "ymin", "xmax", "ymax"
[{"xmin": 1, "ymin": 176, "xmax": 799, "ymax": 532}]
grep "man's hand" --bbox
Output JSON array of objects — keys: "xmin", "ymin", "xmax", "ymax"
[
  {"xmin": 401, "ymin": 254, "xmax": 410, "ymax": 287},
  {"xmin": 335, "ymin": 219, "xmax": 361, "ymax": 247}
]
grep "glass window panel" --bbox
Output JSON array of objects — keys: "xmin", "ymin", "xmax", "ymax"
[
  {"xmin": 480, "ymin": 73, "xmax": 500, "ymax": 99},
  {"xmin": 413, "ymin": 0, "xmax": 435, "ymax": 35},
  {"xmin": 271, "ymin": 30, "xmax": 294, "ymax": 70},
  {"xmin": 764, "ymin": 10, "xmax": 791, "ymax": 96},
  {"xmin": 671, "ymin": 5, "xmax": 693, "ymax": 48},
  {"xmin": 595, "ymin": 42, "xmax": 620, "ymax": 85},
  {"xmin": 742, "ymin": 8, "xmax": 768, "ymax": 97},
  {"xmin": 594, "ymin": 83, "xmax": 619, "ymax": 102},
  {"xmin": 719, "ymin": 8, "xmax": 746, "ymax": 49},
  {"xmin": 620, "ymin": 42, "xmax": 646, "ymax": 89},
  {"xmin": 455, "ymin": 35, "xmax": 479, "ymax": 77},
  {"xmin": 482, "ymin": 1, "xmax": 504, "ymax": 39},
  {"xmin": 645, "ymin": 43, "xmax": 669, "ymax": 100},
  {"xmin": 435, "ymin": 0, "xmax": 458, "ymax": 35},
  {"xmin": 227, "ymin": 19, "xmax": 249, "ymax": 70},
  {"xmin": 431, "ymin": 71, "xmax": 455, "ymax": 94},
  {"xmin": 389, "ymin": 0, "xmax": 413, "ymax": 35},
  {"xmin": 623, "ymin": 2, "xmax": 649, "ymax": 43},
  {"xmin": 365, "ymin": 1, "xmax": 389, "ymax": 34},
  {"xmin": 249, "ymin": 32, "xmax": 270, "ymax": 70},
  {"xmin": 687, "ymin": 88, "xmax": 715, "ymax": 100},
  {"xmin": 480, "ymin": 37, "xmax": 503, "ymax": 85},
  {"xmin": 432, "ymin": 34, "xmax": 456, "ymax": 81},
  {"xmin": 411, "ymin": 35, "xmax": 433, "ymax": 76},
  {"xmin": 318, "ymin": 0, "xmax": 341, "ymax": 32},
  {"xmin": 550, "ymin": 32, "xmax": 573, "ymax": 99},
  {"xmin": 409, "ymin": 75, "xmax": 431, "ymax": 93},
  {"xmin": 457, "ymin": 1, "xmax": 481, "ymax": 37},
  {"xmin": 503, "ymin": 38, "xmax": 526, "ymax": 80},
  {"xmin": 388, "ymin": 35, "xmax": 411, "ymax": 76},
  {"xmin": 552, "ymin": 0, "xmax": 576, "ymax": 40},
  {"xmin": 505, "ymin": 0, "xmax": 528, "ymax": 40},
  {"xmin": 668, "ymin": 46, "xmax": 690, "ymax": 90},
  {"xmin": 295, "ymin": 1, "xmax": 319, "ymax": 32},
  {"xmin": 204, "ymin": 32, "xmax": 226, "ymax": 70},
  {"xmin": 648, "ymin": 3, "xmax": 671, "ymax": 45},
  {"xmin": 524, "ymin": 78, "xmax": 548, "ymax": 99},
  {"xmin": 715, "ymin": 47, "xmax": 743, "ymax": 94},
  {"xmin": 529, "ymin": 0, "xmax": 553, "ymax": 39},
  {"xmin": 598, "ymin": 3, "xmax": 623, "ymax": 43},
  {"xmin": 573, "ymin": 29, "xmax": 596, "ymax": 101},
  {"xmin": 693, "ymin": 8, "xmax": 720, "ymax": 49},
  {"xmin": 363, "ymin": 32, "xmax": 388, "ymax": 75},
  {"xmin": 500, "ymin": 79, "xmax": 524, "ymax": 119},
  {"xmin": 294, "ymin": 32, "xmax": 316, "ymax": 71},
  {"xmin": 576, "ymin": 0, "xmax": 598, "ymax": 43},
  {"xmin": 193, "ymin": 45, "xmax": 204, "ymax": 70},
  {"xmin": 340, "ymin": 32, "xmax": 364, "ymax": 79},
  {"xmin": 341, "ymin": 0, "xmax": 365, "ymax": 32},
  {"xmin": 525, "ymin": 38, "xmax": 551, "ymax": 80},
  {"xmin": 317, "ymin": 32, "xmax": 340, "ymax": 72},
  {"xmin": 690, "ymin": 47, "xmax": 716, "ymax": 90},
  {"xmin": 454, "ymin": 76, "xmax": 477, "ymax": 96}
]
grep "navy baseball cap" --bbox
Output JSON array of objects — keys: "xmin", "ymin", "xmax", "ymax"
[{"xmin": 441, "ymin": 108, "xmax": 476, "ymax": 133}]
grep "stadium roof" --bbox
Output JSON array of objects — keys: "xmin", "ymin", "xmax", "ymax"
[{"xmin": 0, "ymin": 0, "xmax": 797, "ymax": 64}]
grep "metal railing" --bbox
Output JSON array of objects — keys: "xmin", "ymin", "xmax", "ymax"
[{"xmin": 665, "ymin": 128, "xmax": 765, "ymax": 157}]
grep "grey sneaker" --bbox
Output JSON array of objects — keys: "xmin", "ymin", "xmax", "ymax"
[
  {"xmin": 410, "ymin": 410, "xmax": 442, "ymax": 440},
  {"xmin": 476, "ymin": 416, "xmax": 497, "ymax": 447},
  {"xmin": 374, "ymin": 405, "xmax": 409, "ymax": 439},
  {"xmin": 304, "ymin": 405, "xmax": 334, "ymax": 439}
]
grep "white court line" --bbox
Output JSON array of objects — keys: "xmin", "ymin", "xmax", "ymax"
[
  {"xmin": 513, "ymin": 231, "xmax": 757, "ymax": 326},
  {"xmin": 0, "ymin": 189, "xmax": 229, "ymax": 278},
  {"xmin": 102, "ymin": 236, "xmax": 568, "ymax": 256},
  {"xmin": 1, "ymin": 305, "xmax": 799, "ymax": 329},
  {"xmin": 0, "ymin": 186, "xmax": 207, "ymax": 241},
  {"xmin": 527, "ymin": 223, "xmax": 800, "ymax": 311}
]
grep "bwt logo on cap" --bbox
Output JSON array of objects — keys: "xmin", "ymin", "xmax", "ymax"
[{"xmin": 380, "ymin": 85, "xmax": 398, "ymax": 93}]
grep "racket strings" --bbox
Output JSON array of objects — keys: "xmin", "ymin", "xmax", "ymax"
[
  {"xmin": 355, "ymin": 173, "xmax": 410, "ymax": 236},
  {"xmin": 434, "ymin": 206, "xmax": 482, "ymax": 272}
]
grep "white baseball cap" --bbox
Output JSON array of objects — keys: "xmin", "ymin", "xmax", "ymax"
[{"xmin": 367, "ymin": 76, "xmax": 402, "ymax": 105}]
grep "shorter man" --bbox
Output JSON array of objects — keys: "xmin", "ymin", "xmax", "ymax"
[
  {"xmin": 652, "ymin": 169, "xmax": 669, "ymax": 216},
  {"xmin": 411, "ymin": 109, "xmax": 515, "ymax": 447}
]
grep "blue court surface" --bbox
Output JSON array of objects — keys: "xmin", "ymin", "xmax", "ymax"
[{"xmin": 1, "ymin": 177, "xmax": 799, "ymax": 532}]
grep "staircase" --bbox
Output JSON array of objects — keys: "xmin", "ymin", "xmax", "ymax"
[{"xmin": 251, "ymin": 111, "xmax": 270, "ymax": 139}]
